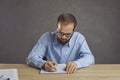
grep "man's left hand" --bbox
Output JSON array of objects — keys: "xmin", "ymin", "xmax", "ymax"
[{"xmin": 65, "ymin": 62, "xmax": 78, "ymax": 74}]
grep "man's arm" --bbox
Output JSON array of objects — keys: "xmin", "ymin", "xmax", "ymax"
[
  {"xmin": 74, "ymin": 38, "xmax": 95, "ymax": 69},
  {"xmin": 26, "ymin": 33, "xmax": 48, "ymax": 69}
]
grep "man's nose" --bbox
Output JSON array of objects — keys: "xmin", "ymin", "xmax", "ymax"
[{"xmin": 61, "ymin": 35, "xmax": 67, "ymax": 39}]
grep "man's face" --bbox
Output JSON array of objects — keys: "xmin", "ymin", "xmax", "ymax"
[{"xmin": 57, "ymin": 22, "xmax": 74, "ymax": 45}]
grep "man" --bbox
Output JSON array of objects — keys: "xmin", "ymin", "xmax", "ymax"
[{"xmin": 26, "ymin": 13, "xmax": 95, "ymax": 74}]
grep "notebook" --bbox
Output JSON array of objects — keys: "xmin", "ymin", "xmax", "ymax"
[
  {"xmin": 40, "ymin": 64, "xmax": 67, "ymax": 74},
  {"xmin": 0, "ymin": 69, "xmax": 19, "ymax": 80}
]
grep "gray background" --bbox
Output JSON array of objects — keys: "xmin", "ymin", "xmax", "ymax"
[{"xmin": 0, "ymin": 0, "xmax": 120, "ymax": 64}]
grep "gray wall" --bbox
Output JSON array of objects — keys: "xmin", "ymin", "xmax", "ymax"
[{"xmin": 0, "ymin": 0, "xmax": 120, "ymax": 64}]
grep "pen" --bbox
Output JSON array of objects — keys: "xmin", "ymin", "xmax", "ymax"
[
  {"xmin": 7, "ymin": 78, "xmax": 10, "ymax": 80},
  {"xmin": 0, "ymin": 75, "xmax": 10, "ymax": 80},
  {"xmin": 0, "ymin": 77, "xmax": 10, "ymax": 80},
  {"xmin": 0, "ymin": 78, "xmax": 10, "ymax": 80}
]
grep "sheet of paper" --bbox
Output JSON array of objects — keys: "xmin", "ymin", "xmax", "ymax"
[
  {"xmin": 0, "ymin": 69, "xmax": 19, "ymax": 80},
  {"xmin": 40, "ymin": 64, "xmax": 67, "ymax": 74}
]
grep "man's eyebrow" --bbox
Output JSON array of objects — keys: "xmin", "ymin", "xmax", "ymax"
[{"xmin": 58, "ymin": 30, "xmax": 71, "ymax": 34}]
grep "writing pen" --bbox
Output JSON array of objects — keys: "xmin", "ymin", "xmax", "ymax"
[
  {"xmin": 7, "ymin": 78, "xmax": 10, "ymax": 80},
  {"xmin": 0, "ymin": 75, "xmax": 10, "ymax": 80},
  {"xmin": 0, "ymin": 78, "xmax": 10, "ymax": 80}
]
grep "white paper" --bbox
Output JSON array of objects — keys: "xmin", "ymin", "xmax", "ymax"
[
  {"xmin": 40, "ymin": 64, "xmax": 67, "ymax": 74},
  {"xmin": 0, "ymin": 69, "xmax": 19, "ymax": 80}
]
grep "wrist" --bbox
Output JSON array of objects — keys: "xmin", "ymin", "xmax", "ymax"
[{"xmin": 42, "ymin": 62, "xmax": 46, "ymax": 69}]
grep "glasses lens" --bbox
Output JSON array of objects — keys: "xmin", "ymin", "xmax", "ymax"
[{"xmin": 57, "ymin": 31, "xmax": 72, "ymax": 37}]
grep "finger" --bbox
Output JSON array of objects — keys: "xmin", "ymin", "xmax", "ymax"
[
  {"xmin": 46, "ymin": 65, "xmax": 56, "ymax": 72},
  {"xmin": 46, "ymin": 66, "xmax": 56, "ymax": 72},
  {"xmin": 66, "ymin": 62, "xmax": 77, "ymax": 74},
  {"xmin": 45, "ymin": 63, "xmax": 51, "ymax": 71},
  {"xmin": 67, "ymin": 63, "xmax": 75, "ymax": 74},
  {"xmin": 52, "ymin": 62, "xmax": 57, "ymax": 66},
  {"xmin": 72, "ymin": 67, "xmax": 77, "ymax": 73},
  {"xmin": 70, "ymin": 65, "xmax": 77, "ymax": 74},
  {"xmin": 69, "ymin": 64, "xmax": 74, "ymax": 74},
  {"xmin": 51, "ymin": 62, "xmax": 57, "ymax": 71},
  {"xmin": 71, "ymin": 63, "xmax": 77, "ymax": 73},
  {"xmin": 47, "ymin": 62, "xmax": 54, "ymax": 68},
  {"xmin": 66, "ymin": 62, "xmax": 71, "ymax": 71},
  {"xmin": 66, "ymin": 62, "xmax": 72, "ymax": 73},
  {"xmin": 45, "ymin": 62, "xmax": 56, "ymax": 72},
  {"xmin": 50, "ymin": 66, "xmax": 57, "ymax": 72},
  {"xmin": 48, "ymin": 62, "xmax": 57, "ymax": 72},
  {"xmin": 52, "ymin": 62, "xmax": 57, "ymax": 69},
  {"xmin": 50, "ymin": 67, "xmax": 56, "ymax": 72}
]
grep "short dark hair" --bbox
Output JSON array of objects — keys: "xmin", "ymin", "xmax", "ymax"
[{"xmin": 57, "ymin": 13, "xmax": 77, "ymax": 29}]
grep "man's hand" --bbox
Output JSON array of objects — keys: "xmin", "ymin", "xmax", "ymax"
[
  {"xmin": 43, "ymin": 61, "xmax": 57, "ymax": 72},
  {"xmin": 65, "ymin": 62, "xmax": 78, "ymax": 74}
]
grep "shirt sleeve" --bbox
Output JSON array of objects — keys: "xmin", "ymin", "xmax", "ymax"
[
  {"xmin": 74, "ymin": 38, "xmax": 95, "ymax": 69},
  {"xmin": 26, "ymin": 33, "xmax": 49, "ymax": 69}
]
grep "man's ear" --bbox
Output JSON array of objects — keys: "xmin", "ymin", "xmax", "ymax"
[
  {"xmin": 73, "ymin": 27, "xmax": 77, "ymax": 31},
  {"xmin": 57, "ymin": 23, "xmax": 61, "ymax": 29}
]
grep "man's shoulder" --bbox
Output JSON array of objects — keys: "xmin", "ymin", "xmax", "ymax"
[
  {"xmin": 42, "ymin": 32, "xmax": 50, "ymax": 36},
  {"xmin": 73, "ymin": 32, "xmax": 85, "ymax": 39},
  {"xmin": 40, "ymin": 32, "xmax": 56, "ymax": 39},
  {"xmin": 43, "ymin": 31, "xmax": 55, "ymax": 35},
  {"xmin": 70, "ymin": 32, "xmax": 85, "ymax": 46}
]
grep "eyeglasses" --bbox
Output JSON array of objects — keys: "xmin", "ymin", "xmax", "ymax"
[{"xmin": 57, "ymin": 31, "xmax": 72, "ymax": 37}]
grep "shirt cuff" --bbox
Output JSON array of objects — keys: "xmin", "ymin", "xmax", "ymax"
[{"xmin": 37, "ymin": 60, "xmax": 47, "ymax": 68}]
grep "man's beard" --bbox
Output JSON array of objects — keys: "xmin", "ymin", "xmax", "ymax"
[{"xmin": 57, "ymin": 37, "xmax": 70, "ymax": 45}]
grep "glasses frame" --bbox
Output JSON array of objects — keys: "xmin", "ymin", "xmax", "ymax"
[{"xmin": 57, "ymin": 31, "xmax": 73, "ymax": 38}]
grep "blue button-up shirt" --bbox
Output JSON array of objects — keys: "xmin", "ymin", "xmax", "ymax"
[{"xmin": 26, "ymin": 31, "xmax": 95, "ymax": 69}]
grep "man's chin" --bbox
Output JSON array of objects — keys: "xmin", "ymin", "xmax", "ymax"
[
  {"xmin": 60, "ymin": 40, "xmax": 68, "ymax": 45},
  {"xmin": 57, "ymin": 38, "xmax": 69, "ymax": 45}
]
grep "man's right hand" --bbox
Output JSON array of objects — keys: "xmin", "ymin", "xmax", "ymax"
[{"xmin": 43, "ymin": 61, "xmax": 57, "ymax": 72}]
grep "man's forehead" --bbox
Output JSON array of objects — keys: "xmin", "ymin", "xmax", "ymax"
[
  {"xmin": 57, "ymin": 22, "xmax": 74, "ymax": 29},
  {"xmin": 57, "ymin": 24, "xmax": 74, "ymax": 34}
]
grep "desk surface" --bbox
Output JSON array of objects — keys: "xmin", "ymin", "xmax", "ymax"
[{"xmin": 0, "ymin": 64, "xmax": 120, "ymax": 80}]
